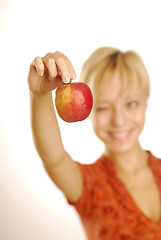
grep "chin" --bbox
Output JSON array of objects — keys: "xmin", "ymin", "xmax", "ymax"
[
  {"xmin": 109, "ymin": 146, "xmax": 133, "ymax": 154},
  {"xmin": 102, "ymin": 130, "xmax": 141, "ymax": 153},
  {"xmin": 107, "ymin": 140, "xmax": 139, "ymax": 154}
]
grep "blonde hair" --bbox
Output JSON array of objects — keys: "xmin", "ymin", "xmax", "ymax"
[{"xmin": 79, "ymin": 47, "xmax": 150, "ymax": 97}]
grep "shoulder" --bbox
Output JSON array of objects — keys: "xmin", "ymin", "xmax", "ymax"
[
  {"xmin": 68, "ymin": 156, "xmax": 108, "ymax": 207},
  {"xmin": 77, "ymin": 155, "xmax": 109, "ymax": 181},
  {"xmin": 148, "ymin": 151, "xmax": 161, "ymax": 164}
]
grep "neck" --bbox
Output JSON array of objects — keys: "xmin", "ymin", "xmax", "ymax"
[{"xmin": 105, "ymin": 143, "xmax": 148, "ymax": 173}]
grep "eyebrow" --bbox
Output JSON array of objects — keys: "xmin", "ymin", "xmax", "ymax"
[
  {"xmin": 96, "ymin": 95, "xmax": 142, "ymax": 104},
  {"xmin": 125, "ymin": 95, "xmax": 142, "ymax": 100},
  {"xmin": 95, "ymin": 100, "xmax": 112, "ymax": 105}
]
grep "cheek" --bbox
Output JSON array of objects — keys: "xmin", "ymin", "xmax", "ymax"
[
  {"xmin": 131, "ymin": 110, "xmax": 146, "ymax": 128},
  {"xmin": 92, "ymin": 112, "xmax": 110, "ymax": 129}
]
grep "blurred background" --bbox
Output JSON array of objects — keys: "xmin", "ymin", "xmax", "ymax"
[{"xmin": 1, "ymin": 0, "xmax": 161, "ymax": 239}]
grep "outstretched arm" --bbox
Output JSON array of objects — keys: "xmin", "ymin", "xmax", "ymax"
[{"xmin": 28, "ymin": 52, "xmax": 83, "ymax": 202}]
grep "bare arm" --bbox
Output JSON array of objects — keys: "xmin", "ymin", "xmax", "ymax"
[{"xmin": 28, "ymin": 52, "xmax": 83, "ymax": 202}]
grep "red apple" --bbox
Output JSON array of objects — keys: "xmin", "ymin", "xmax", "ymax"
[{"xmin": 55, "ymin": 82, "xmax": 93, "ymax": 122}]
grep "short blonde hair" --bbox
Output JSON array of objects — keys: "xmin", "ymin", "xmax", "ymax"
[{"xmin": 79, "ymin": 47, "xmax": 150, "ymax": 97}]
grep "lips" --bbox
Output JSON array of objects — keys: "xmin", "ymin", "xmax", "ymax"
[{"xmin": 108, "ymin": 130, "xmax": 132, "ymax": 141}]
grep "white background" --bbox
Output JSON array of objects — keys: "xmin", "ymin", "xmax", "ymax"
[{"xmin": 1, "ymin": 0, "xmax": 161, "ymax": 239}]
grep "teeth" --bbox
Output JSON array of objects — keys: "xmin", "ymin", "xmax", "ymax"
[
  {"xmin": 113, "ymin": 132, "xmax": 128, "ymax": 138},
  {"xmin": 109, "ymin": 131, "xmax": 130, "ymax": 139}
]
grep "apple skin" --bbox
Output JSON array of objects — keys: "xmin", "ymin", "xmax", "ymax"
[{"xmin": 55, "ymin": 82, "xmax": 93, "ymax": 122}]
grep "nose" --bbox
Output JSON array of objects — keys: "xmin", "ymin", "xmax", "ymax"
[{"xmin": 111, "ymin": 107, "xmax": 126, "ymax": 127}]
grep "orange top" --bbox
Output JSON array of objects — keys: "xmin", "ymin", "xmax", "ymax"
[{"xmin": 69, "ymin": 152, "xmax": 161, "ymax": 239}]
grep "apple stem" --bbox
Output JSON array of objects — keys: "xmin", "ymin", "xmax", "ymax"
[{"xmin": 68, "ymin": 80, "xmax": 72, "ymax": 85}]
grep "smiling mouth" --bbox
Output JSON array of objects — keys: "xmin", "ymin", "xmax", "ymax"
[{"xmin": 108, "ymin": 130, "xmax": 132, "ymax": 141}]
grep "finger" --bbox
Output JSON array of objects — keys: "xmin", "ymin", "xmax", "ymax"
[
  {"xmin": 64, "ymin": 57, "xmax": 76, "ymax": 80},
  {"xmin": 54, "ymin": 55, "xmax": 71, "ymax": 83},
  {"xmin": 54, "ymin": 52, "xmax": 76, "ymax": 80},
  {"xmin": 45, "ymin": 58, "xmax": 58, "ymax": 81},
  {"xmin": 34, "ymin": 57, "xmax": 44, "ymax": 76}
]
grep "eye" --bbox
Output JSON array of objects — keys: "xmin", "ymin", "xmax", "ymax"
[
  {"xmin": 127, "ymin": 101, "xmax": 139, "ymax": 109},
  {"xmin": 95, "ymin": 105, "xmax": 111, "ymax": 112}
]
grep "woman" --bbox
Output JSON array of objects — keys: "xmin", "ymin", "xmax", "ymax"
[{"xmin": 28, "ymin": 47, "xmax": 161, "ymax": 239}]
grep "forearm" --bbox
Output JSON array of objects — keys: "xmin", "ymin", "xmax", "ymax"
[{"xmin": 30, "ymin": 91, "xmax": 65, "ymax": 165}]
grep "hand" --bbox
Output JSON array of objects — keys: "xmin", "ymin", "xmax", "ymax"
[{"xmin": 28, "ymin": 51, "xmax": 76, "ymax": 94}]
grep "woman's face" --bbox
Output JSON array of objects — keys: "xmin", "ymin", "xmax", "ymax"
[{"xmin": 91, "ymin": 71, "xmax": 148, "ymax": 154}]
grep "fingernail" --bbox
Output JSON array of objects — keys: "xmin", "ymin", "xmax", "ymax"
[
  {"xmin": 37, "ymin": 70, "xmax": 44, "ymax": 77},
  {"xmin": 71, "ymin": 73, "xmax": 76, "ymax": 79},
  {"xmin": 39, "ymin": 71, "xmax": 44, "ymax": 77},
  {"xmin": 64, "ymin": 77, "xmax": 70, "ymax": 84},
  {"xmin": 48, "ymin": 76, "xmax": 54, "ymax": 81}
]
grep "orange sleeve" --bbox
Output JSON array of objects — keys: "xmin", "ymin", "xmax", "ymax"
[{"xmin": 67, "ymin": 162, "xmax": 95, "ymax": 214}]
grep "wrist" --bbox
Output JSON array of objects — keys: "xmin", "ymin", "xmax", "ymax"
[
  {"xmin": 29, "ymin": 90, "xmax": 53, "ymax": 103},
  {"xmin": 30, "ymin": 90, "xmax": 52, "ymax": 97}
]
